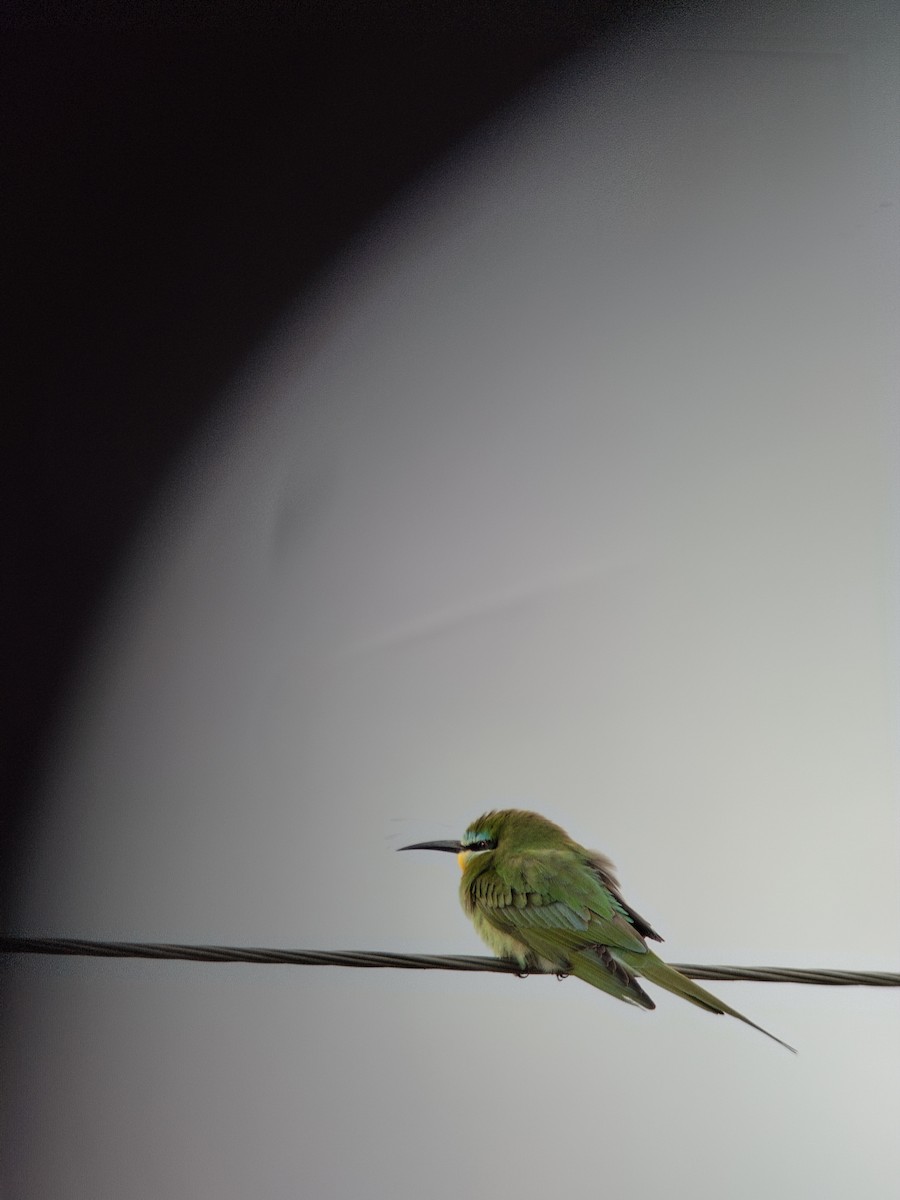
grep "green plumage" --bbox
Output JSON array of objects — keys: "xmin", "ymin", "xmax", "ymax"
[{"xmin": 401, "ymin": 808, "xmax": 795, "ymax": 1052}]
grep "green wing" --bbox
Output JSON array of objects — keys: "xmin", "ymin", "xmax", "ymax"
[
  {"xmin": 466, "ymin": 850, "xmax": 656, "ymax": 1010},
  {"xmin": 463, "ymin": 847, "xmax": 795, "ymax": 1048}
]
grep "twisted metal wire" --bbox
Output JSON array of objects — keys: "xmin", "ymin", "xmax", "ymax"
[{"xmin": 2, "ymin": 937, "xmax": 898, "ymax": 986}]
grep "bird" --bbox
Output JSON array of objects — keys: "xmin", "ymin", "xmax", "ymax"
[{"xmin": 399, "ymin": 808, "xmax": 795, "ymax": 1052}]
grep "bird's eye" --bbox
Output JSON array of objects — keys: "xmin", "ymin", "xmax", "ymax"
[{"xmin": 471, "ymin": 839, "xmax": 494, "ymax": 851}]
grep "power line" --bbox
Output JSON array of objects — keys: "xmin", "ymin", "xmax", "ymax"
[{"xmin": 2, "ymin": 937, "xmax": 897, "ymax": 987}]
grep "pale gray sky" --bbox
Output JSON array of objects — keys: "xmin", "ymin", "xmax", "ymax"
[{"xmin": 6, "ymin": 5, "xmax": 900, "ymax": 1198}]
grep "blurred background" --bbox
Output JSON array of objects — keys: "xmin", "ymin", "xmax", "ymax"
[{"xmin": 4, "ymin": 2, "xmax": 900, "ymax": 1198}]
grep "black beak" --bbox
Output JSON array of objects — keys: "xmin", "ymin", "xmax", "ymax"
[{"xmin": 397, "ymin": 839, "xmax": 463, "ymax": 853}]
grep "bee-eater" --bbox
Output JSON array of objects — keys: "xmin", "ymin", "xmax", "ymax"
[{"xmin": 399, "ymin": 808, "xmax": 795, "ymax": 1052}]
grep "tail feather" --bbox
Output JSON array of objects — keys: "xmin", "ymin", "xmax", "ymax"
[
  {"xmin": 569, "ymin": 945, "xmax": 657, "ymax": 1011},
  {"xmin": 620, "ymin": 950, "xmax": 797, "ymax": 1053}
]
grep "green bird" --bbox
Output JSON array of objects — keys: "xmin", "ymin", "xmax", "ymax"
[{"xmin": 399, "ymin": 808, "xmax": 795, "ymax": 1052}]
